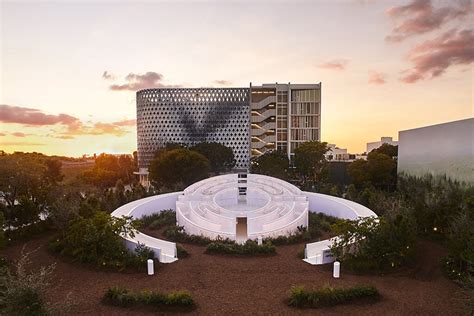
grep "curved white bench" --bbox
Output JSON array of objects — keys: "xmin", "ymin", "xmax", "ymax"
[
  {"xmin": 302, "ymin": 192, "xmax": 377, "ymax": 265},
  {"xmin": 111, "ymin": 192, "xmax": 182, "ymax": 263}
]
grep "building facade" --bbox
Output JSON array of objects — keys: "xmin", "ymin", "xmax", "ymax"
[
  {"xmin": 366, "ymin": 136, "xmax": 398, "ymax": 154},
  {"xmin": 136, "ymin": 82, "xmax": 321, "ymax": 175}
]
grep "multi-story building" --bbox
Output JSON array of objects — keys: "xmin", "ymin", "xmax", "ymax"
[
  {"xmin": 250, "ymin": 83, "xmax": 321, "ymax": 159},
  {"xmin": 136, "ymin": 82, "xmax": 321, "ymax": 182}
]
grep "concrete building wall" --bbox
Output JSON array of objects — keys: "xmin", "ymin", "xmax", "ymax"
[{"xmin": 398, "ymin": 118, "xmax": 474, "ymax": 184}]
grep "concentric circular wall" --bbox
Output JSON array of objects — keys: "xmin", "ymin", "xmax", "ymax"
[{"xmin": 111, "ymin": 174, "xmax": 377, "ymax": 264}]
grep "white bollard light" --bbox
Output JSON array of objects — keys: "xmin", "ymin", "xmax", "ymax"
[
  {"xmin": 333, "ymin": 261, "xmax": 340, "ymax": 278},
  {"xmin": 147, "ymin": 259, "xmax": 154, "ymax": 275},
  {"xmin": 257, "ymin": 236, "xmax": 263, "ymax": 245}
]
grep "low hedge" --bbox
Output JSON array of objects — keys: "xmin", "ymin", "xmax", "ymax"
[
  {"xmin": 205, "ymin": 240, "xmax": 276, "ymax": 256},
  {"xmin": 163, "ymin": 226, "xmax": 234, "ymax": 246},
  {"xmin": 140, "ymin": 210, "xmax": 176, "ymax": 230},
  {"xmin": 103, "ymin": 287, "xmax": 194, "ymax": 309},
  {"xmin": 288, "ymin": 284, "xmax": 380, "ymax": 308}
]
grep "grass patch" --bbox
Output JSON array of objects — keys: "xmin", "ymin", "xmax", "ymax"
[
  {"xmin": 205, "ymin": 240, "xmax": 276, "ymax": 256},
  {"xmin": 288, "ymin": 284, "xmax": 380, "ymax": 308},
  {"xmin": 140, "ymin": 210, "xmax": 176, "ymax": 230},
  {"xmin": 102, "ymin": 287, "xmax": 194, "ymax": 311}
]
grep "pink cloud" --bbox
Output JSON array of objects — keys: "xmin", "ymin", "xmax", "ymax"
[
  {"xmin": 368, "ymin": 71, "xmax": 387, "ymax": 85},
  {"xmin": 0, "ymin": 104, "xmax": 135, "ymax": 138},
  {"xmin": 0, "ymin": 132, "xmax": 6, "ymax": 136},
  {"xmin": 318, "ymin": 59, "xmax": 349, "ymax": 71},
  {"xmin": 11, "ymin": 132, "xmax": 31, "ymax": 137},
  {"xmin": 110, "ymin": 72, "xmax": 180, "ymax": 91},
  {"xmin": 112, "ymin": 119, "xmax": 136, "ymax": 127},
  {"xmin": 400, "ymin": 29, "xmax": 474, "ymax": 83},
  {"xmin": 386, "ymin": 0, "xmax": 472, "ymax": 42}
]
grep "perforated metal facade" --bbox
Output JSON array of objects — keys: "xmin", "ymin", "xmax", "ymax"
[{"xmin": 137, "ymin": 88, "xmax": 250, "ymax": 170}]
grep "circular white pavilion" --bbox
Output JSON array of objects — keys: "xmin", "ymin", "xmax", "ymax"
[
  {"xmin": 176, "ymin": 173, "xmax": 309, "ymax": 242},
  {"xmin": 112, "ymin": 173, "xmax": 377, "ymax": 264}
]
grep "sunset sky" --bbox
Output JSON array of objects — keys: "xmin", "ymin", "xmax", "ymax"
[{"xmin": 1, "ymin": 0, "xmax": 472, "ymax": 156}]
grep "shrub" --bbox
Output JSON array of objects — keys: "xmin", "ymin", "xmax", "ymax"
[
  {"xmin": 205, "ymin": 240, "xmax": 276, "ymax": 256},
  {"xmin": 140, "ymin": 210, "xmax": 176, "ymax": 230},
  {"xmin": 103, "ymin": 287, "xmax": 194, "ymax": 309},
  {"xmin": 0, "ymin": 249, "xmax": 55, "ymax": 315},
  {"xmin": 288, "ymin": 284, "xmax": 380, "ymax": 308},
  {"xmin": 330, "ymin": 214, "xmax": 417, "ymax": 273},
  {"xmin": 163, "ymin": 226, "xmax": 234, "ymax": 246},
  {"xmin": 49, "ymin": 211, "xmax": 153, "ymax": 271},
  {"xmin": 176, "ymin": 245, "xmax": 189, "ymax": 258}
]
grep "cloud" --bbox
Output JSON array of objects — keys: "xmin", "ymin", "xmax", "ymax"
[
  {"xmin": 317, "ymin": 59, "xmax": 349, "ymax": 71},
  {"xmin": 109, "ymin": 72, "xmax": 180, "ymax": 91},
  {"xmin": 400, "ymin": 29, "xmax": 474, "ymax": 83},
  {"xmin": 0, "ymin": 104, "xmax": 80, "ymax": 127},
  {"xmin": 385, "ymin": 0, "xmax": 472, "ymax": 42},
  {"xmin": 102, "ymin": 71, "xmax": 116, "ymax": 80},
  {"xmin": 1, "ymin": 142, "xmax": 45, "ymax": 146},
  {"xmin": 112, "ymin": 119, "xmax": 136, "ymax": 127},
  {"xmin": 214, "ymin": 80, "xmax": 232, "ymax": 85},
  {"xmin": 368, "ymin": 71, "xmax": 387, "ymax": 85},
  {"xmin": 0, "ymin": 104, "xmax": 135, "ymax": 138},
  {"xmin": 0, "ymin": 132, "xmax": 6, "ymax": 136},
  {"xmin": 11, "ymin": 132, "xmax": 31, "ymax": 137}
]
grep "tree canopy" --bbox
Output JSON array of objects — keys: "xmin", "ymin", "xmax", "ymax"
[
  {"xmin": 293, "ymin": 141, "xmax": 330, "ymax": 189},
  {"xmin": 149, "ymin": 148, "xmax": 210, "ymax": 191},
  {"xmin": 81, "ymin": 153, "xmax": 135, "ymax": 188},
  {"xmin": 191, "ymin": 142, "xmax": 235, "ymax": 174},
  {"xmin": 347, "ymin": 152, "xmax": 397, "ymax": 190},
  {"xmin": 250, "ymin": 151, "xmax": 289, "ymax": 180},
  {"xmin": 371, "ymin": 143, "xmax": 398, "ymax": 158}
]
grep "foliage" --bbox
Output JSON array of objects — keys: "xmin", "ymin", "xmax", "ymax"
[
  {"xmin": 0, "ymin": 249, "xmax": 55, "ymax": 316},
  {"xmin": 288, "ymin": 284, "xmax": 380, "ymax": 308},
  {"xmin": 103, "ymin": 287, "xmax": 194, "ymax": 309},
  {"xmin": 371, "ymin": 143, "xmax": 398, "ymax": 158},
  {"xmin": 190, "ymin": 142, "xmax": 235, "ymax": 174},
  {"xmin": 176, "ymin": 245, "xmax": 189, "ymax": 258},
  {"xmin": 444, "ymin": 208, "xmax": 474, "ymax": 283},
  {"xmin": 163, "ymin": 226, "xmax": 234, "ymax": 246},
  {"xmin": 149, "ymin": 148, "xmax": 210, "ymax": 191},
  {"xmin": 205, "ymin": 240, "xmax": 276, "ymax": 256},
  {"xmin": 0, "ymin": 152, "xmax": 63, "ymax": 227},
  {"xmin": 49, "ymin": 211, "xmax": 153, "ymax": 271},
  {"xmin": 348, "ymin": 152, "xmax": 397, "ymax": 190},
  {"xmin": 250, "ymin": 150, "xmax": 290, "ymax": 180},
  {"xmin": 330, "ymin": 214, "xmax": 417, "ymax": 273},
  {"xmin": 293, "ymin": 141, "xmax": 330, "ymax": 190},
  {"xmin": 0, "ymin": 212, "xmax": 6, "ymax": 249},
  {"xmin": 81, "ymin": 153, "xmax": 136, "ymax": 188},
  {"xmin": 140, "ymin": 210, "xmax": 176, "ymax": 230},
  {"xmin": 265, "ymin": 212, "xmax": 338, "ymax": 245}
]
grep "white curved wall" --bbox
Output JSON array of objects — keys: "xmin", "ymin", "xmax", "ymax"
[
  {"xmin": 111, "ymin": 192, "xmax": 182, "ymax": 263},
  {"xmin": 303, "ymin": 192, "xmax": 377, "ymax": 265}
]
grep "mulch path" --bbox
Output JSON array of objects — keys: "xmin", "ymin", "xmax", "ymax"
[{"xmin": 2, "ymin": 233, "xmax": 467, "ymax": 315}]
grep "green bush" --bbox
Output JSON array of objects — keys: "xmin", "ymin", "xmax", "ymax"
[
  {"xmin": 176, "ymin": 245, "xmax": 189, "ymax": 258},
  {"xmin": 163, "ymin": 226, "xmax": 234, "ymax": 246},
  {"xmin": 49, "ymin": 211, "xmax": 154, "ymax": 271},
  {"xmin": 103, "ymin": 287, "xmax": 194, "ymax": 309},
  {"xmin": 205, "ymin": 240, "xmax": 276, "ymax": 256},
  {"xmin": 0, "ymin": 250, "xmax": 55, "ymax": 316},
  {"xmin": 140, "ymin": 210, "xmax": 176, "ymax": 230},
  {"xmin": 288, "ymin": 284, "xmax": 380, "ymax": 308},
  {"xmin": 330, "ymin": 214, "xmax": 417, "ymax": 273}
]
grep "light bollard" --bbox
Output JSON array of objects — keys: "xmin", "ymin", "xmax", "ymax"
[
  {"xmin": 257, "ymin": 236, "xmax": 263, "ymax": 246},
  {"xmin": 147, "ymin": 259, "xmax": 154, "ymax": 275},
  {"xmin": 333, "ymin": 261, "xmax": 340, "ymax": 278}
]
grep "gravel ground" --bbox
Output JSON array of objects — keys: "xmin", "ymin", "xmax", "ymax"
[{"xmin": 2, "ymin": 233, "xmax": 467, "ymax": 315}]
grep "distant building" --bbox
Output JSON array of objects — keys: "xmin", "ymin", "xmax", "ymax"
[
  {"xmin": 398, "ymin": 118, "xmax": 474, "ymax": 184},
  {"xmin": 366, "ymin": 136, "xmax": 398, "ymax": 153},
  {"xmin": 136, "ymin": 82, "xmax": 321, "ymax": 186}
]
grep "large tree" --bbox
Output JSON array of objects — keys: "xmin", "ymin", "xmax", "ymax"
[
  {"xmin": 149, "ymin": 148, "xmax": 210, "ymax": 191},
  {"xmin": 191, "ymin": 142, "xmax": 235, "ymax": 174},
  {"xmin": 250, "ymin": 151, "xmax": 289, "ymax": 180},
  {"xmin": 293, "ymin": 141, "xmax": 330, "ymax": 187},
  {"xmin": 82, "ymin": 153, "xmax": 135, "ymax": 188},
  {"xmin": 348, "ymin": 152, "xmax": 397, "ymax": 190},
  {"xmin": 372, "ymin": 143, "xmax": 398, "ymax": 158}
]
